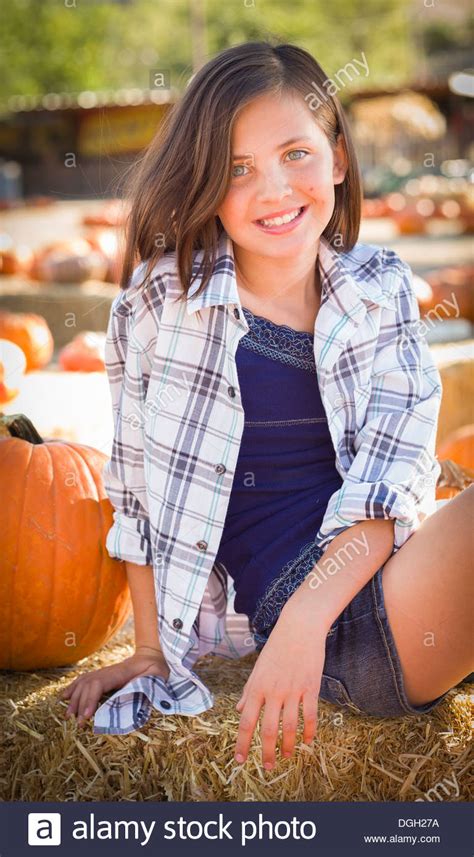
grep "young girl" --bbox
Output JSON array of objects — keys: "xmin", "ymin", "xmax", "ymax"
[{"xmin": 59, "ymin": 40, "xmax": 473, "ymax": 771}]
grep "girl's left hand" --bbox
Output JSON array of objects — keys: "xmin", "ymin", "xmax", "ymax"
[{"xmin": 234, "ymin": 613, "xmax": 327, "ymax": 769}]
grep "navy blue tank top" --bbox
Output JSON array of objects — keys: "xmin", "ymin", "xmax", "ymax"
[{"xmin": 215, "ymin": 305, "xmax": 344, "ymax": 637}]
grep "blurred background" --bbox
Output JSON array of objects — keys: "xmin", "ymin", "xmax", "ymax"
[{"xmin": 0, "ymin": 0, "xmax": 472, "ymax": 470}]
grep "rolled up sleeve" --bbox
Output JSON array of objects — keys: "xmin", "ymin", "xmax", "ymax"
[
  {"xmin": 103, "ymin": 279, "xmax": 154, "ymax": 566},
  {"xmin": 316, "ymin": 258, "xmax": 443, "ymax": 554}
]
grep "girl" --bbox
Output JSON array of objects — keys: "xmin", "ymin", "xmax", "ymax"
[{"xmin": 58, "ymin": 40, "xmax": 473, "ymax": 772}]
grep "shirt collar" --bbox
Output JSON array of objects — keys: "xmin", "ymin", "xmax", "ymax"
[{"xmin": 185, "ymin": 229, "xmax": 394, "ymax": 317}]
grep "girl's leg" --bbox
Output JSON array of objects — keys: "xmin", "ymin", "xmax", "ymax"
[{"xmin": 380, "ymin": 485, "xmax": 474, "ymax": 707}]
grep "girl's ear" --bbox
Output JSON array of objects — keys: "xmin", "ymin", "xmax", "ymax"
[{"xmin": 332, "ymin": 133, "xmax": 348, "ymax": 186}]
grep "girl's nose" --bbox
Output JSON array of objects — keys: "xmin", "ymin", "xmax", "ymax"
[{"xmin": 255, "ymin": 169, "xmax": 293, "ymax": 205}]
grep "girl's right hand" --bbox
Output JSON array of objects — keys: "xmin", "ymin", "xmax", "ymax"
[{"xmin": 57, "ymin": 650, "xmax": 170, "ymax": 726}]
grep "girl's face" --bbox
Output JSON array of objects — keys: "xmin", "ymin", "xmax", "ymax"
[{"xmin": 216, "ymin": 91, "xmax": 348, "ymax": 259}]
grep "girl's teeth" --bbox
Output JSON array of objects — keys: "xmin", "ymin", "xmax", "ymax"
[{"xmin": 259, "ymin": 207, "xmax": 303, "ymax": 227}]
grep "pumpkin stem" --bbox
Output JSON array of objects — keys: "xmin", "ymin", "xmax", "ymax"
[{"xmin": 0, "ymin": 413, "xmax": 44, "ymax": 444}]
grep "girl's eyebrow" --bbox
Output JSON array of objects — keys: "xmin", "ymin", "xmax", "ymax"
[{"xmin": 232, "ymin": 136, "xmax": 314, "ymax": 160}]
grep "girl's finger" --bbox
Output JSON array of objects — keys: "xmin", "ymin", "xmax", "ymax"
[
  {"xmin": 280, "ymin": 695, "xmax": 301, "ymax": 758},
  {"xmin": 301, "ymin": 689, "xmax": 318, "ymax": 746},
  {"xmin": 75, "ymin": 685, "xmax": 91, "ymax": 725},
  {"xmin": 234, "ymin": 696, "xmax": 263, "ymax": 763},
  {"xmin": 79, "ymin": 679, "xmax": 103, "ymax": 720},
  {"xmin": 78, "ymin": 689, "xmax": 95, "ymax": 720},
  {"xmin": 260, "ymin": 698, "xmax": 284, "ymax": 770},
  {"xmin": 65, "ymin": 683, "xmax": 86, "ymax": 719}
]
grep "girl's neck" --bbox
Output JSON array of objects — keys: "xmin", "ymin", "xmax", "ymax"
[{"xmin": 233, "ymin": 240, "xmax": 321, "ymax": 308}]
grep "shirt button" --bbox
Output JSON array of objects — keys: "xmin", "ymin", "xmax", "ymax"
[
  {"xmin": 215, "ymin": 463, "xmax": 226, "ymax": 475},
  {"xmin": 172, "ymin": 617, "xmax": 183, "ymax": 629},
  {"xmin": 233, "ymin": 307, "xmax": 240, "ymax": 319},
  {"xmin": 196, "ymin": 540, "xmax": 208, "ymax": 551},
  {"xmin": 228, "ymin": 385, "xmax": 236, "ymax": 398},
  {"xmin": 160, "ymin": 700, "xmax": 172, "ymax": 710}
]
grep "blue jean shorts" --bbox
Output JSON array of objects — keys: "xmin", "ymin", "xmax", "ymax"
[{"xmin": 253, "ymin": 557, "xmax": 451, "ymax": 718}]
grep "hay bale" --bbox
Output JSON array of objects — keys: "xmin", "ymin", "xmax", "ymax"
[{"xmin": 1, "ymin": 625, "xmax": 472, "ymax": 802}]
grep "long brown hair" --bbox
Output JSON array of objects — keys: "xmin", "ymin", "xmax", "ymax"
[{"xmin": 119, "ymin": 38, "xmax": 362, "ymax": 300}]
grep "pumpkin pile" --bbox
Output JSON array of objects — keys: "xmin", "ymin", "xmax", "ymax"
[
  {"xmin": 0, "ymin": 412, "xmax": 131, "ymax": 670},
  {"xmin": 0, "ymin": 198, "xmax": 128, "ymax": 284},
  {"xmin": 0, "ymin": 310, "xmax": 107, "ymax": 404},
  {"xmin": 362, "ymin": 175, "xmax": 473, "ymax": 236}
]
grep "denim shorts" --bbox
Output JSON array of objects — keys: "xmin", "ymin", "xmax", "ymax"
[{"xmin": 253, "ymin": 557, "xmax": 451, "ymax": 718}]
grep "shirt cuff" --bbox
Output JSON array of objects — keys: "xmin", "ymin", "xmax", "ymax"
[
  {"xmin": 315, "ymin": 469, "xmax": 440, "ymax": 555},
  {"xmin": 105, "ymin": 510, "xmax": 152, "ymax": 566}
]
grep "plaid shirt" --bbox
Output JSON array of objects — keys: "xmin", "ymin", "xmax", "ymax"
[{"xmin": 93, "ymin": 230, "xmax": 442, "ymax": 734}]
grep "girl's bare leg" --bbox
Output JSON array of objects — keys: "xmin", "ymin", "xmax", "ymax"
[{"xmin": 380, "ymin": 485, "xmax": 474, "ymax": 706}]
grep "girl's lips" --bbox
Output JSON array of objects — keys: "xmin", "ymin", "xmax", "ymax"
[{"xmin": 253, "ymin": 205, "xmax": 308, "ymax": 234}]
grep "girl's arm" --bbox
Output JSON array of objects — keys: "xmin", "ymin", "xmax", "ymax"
[
  {"xmin": 314, "ymin": 254, "xmax": 443, "ymax": 558},
  {"xmin": 126, "ymin": 560, "xmax": 166, "ymax": 659},
  {"xmin": 279, "ymin": 517, "xmax": 395, "ymax": 633},
  {"xmin": 58, "ymin": 561, "xmax": 169, "ymax": 724}
]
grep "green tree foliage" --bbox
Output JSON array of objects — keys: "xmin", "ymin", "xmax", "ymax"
[{"xmin": 0, "ymin": 0, "xmax": 467, "ymax": 106}]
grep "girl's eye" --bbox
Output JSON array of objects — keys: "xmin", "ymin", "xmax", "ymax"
[
  {"xmin": 231, "ymin": 149, "xmax": 309, "ymax": 179},
  {"xmin": 231, "ymin": 164, "xmax": 248, "ymax": 179},
  {"xmin": 286, "ymin": 149, "xmax": 308, "ymax": 161}
]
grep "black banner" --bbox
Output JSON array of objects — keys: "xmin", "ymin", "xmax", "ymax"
[{"xmin": 1, "ymin": 801, "xmax": 472, "ymax": 856}]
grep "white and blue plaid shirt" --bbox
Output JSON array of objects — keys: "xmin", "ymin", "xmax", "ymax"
[{"xmin": 93, "ymin": 229, "xmax": 442, "ymax": 734}]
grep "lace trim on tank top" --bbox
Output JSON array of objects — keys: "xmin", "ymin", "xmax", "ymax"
[
  {"xmin": 239, "ymin": 306, "xmax": 316, "ymax": 373},
  {"xmin": 250, "ymin": 536, "xmax": 325, "ymax": 639}
]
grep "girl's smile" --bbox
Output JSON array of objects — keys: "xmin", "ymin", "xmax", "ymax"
[{"xmin": 253, "ymin": 203, "xmax": 309, "ymax": 234}]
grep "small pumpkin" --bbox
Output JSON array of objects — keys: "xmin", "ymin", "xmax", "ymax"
[
  {"xmin": 0, "ymin": 310, "xmax": 54, "ymax": 371},
  {"xmin": 58, "ymin": 331, "xmax": 106, "ymax": 372},
  {"xmin": 0, "ymin": 413, "xmax": 131, "ymax": 670}
]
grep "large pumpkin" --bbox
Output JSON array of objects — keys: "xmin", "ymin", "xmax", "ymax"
[
  {"xmin": 0, "ymin": 413, "xmax": 132, "ymax": 669},
  {"xmin": 0, "ymin": 310, "xmax": 54, "ymax": 371}
]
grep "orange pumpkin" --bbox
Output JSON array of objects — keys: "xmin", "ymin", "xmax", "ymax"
[
  {"xmin": 58, "ymin": 331, "xmax": 106, "ymax": 372},
  {"xmin": 0, "ymin": 413, "xmax": 131, "ymax": 670},
  {"xmin": 0, "ymin": 310, "xmax": 54, "ymax": 371}
]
